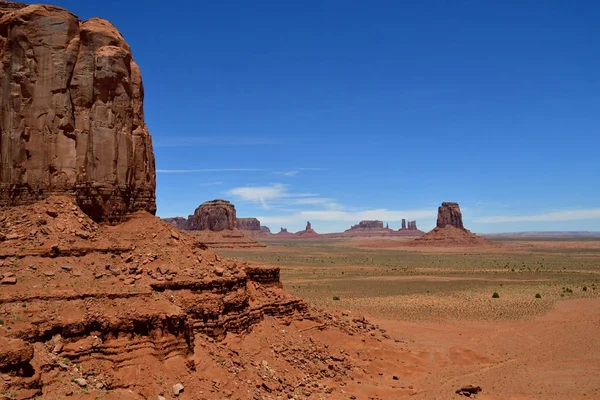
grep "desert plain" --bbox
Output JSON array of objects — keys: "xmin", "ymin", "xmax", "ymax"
[{"xmin": 221, "ymin": 236, "xmax": 600, "ymax": 399}]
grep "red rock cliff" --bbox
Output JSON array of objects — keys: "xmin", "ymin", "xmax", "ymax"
[
  {"xmin": 188, "ymin": 199, "xmax": 236, "ymax": 231},
  {"xmin": 0, "ymin": 2, "xmax": 156, "ymax": 221}
]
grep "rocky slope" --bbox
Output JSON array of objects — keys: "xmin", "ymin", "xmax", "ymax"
[
  {"xmin": 0, "ymin": 197, "xmax": 322, "ymax": 399},
  {"xmin": 0, "ymin": 1, "xmax": 156, "ymax": 221}
]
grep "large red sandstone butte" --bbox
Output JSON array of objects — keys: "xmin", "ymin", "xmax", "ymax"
[
  {"xmin": 0, "ymin": 1, "xmax": 156, "ymax": 221},
  {"xmin": 436, "ymin": 202, "xmax": 464, "ymax": 229},
  {"xmin": 187, "ymin": 199, "xmax": 236, "ymax": 231}
]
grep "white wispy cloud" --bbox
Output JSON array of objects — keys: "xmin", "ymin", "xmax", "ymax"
[
  {"xmin": 227, "ymin": 183, "xmax": 288, "ymax": 209},
  {"xmin": 157, "ymin": 168, "xmax": 264, "ymax": 173},
  {"xmin": 258, "ymin": 209, "xmax": 436, "ymax": 225},
  {"xmin": 226, "ymin": 183, "xmax": 339, "ymax": 210},
  {"xmin": 475, "ymin": 208, "xmax": 600, "ymax": 223},
  {"xmin": 274, "ymin": 170, "xmax": 300, "ymax": 177}
]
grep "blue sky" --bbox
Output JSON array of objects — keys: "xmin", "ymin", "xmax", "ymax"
[{"xmin": 39, "ymin": 0, "xmax": 599, "ymax": 233}]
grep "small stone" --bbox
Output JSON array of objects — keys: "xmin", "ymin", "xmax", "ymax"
[
  {"xmin": 43, "ymin": 271, "xmax": 55, "ymax": 277},
  {"xmin": 393, "ymin": 375, "xmax": 399, "ymax": 380},
  {"xmin": 170, "ymin": 231, "xmax": 180, "ymax": 240},
  {"xmin": 96, "ymin": 382, "xmax": 104, "ymax": 390},
  {"xmin": 74, "ymin": 378, "xmax": 87, "ymax": 387},
  {"xmin": 1, "ymin": 277, "xmax": 17, "ymax": 285},
  {"xmin": 46, "ymin": 210, "xmax": 58, "ymax": 218},
  {"xmin": 61, "ymin": 265, "xmax": 73, "ymax": 272},
  {"xmin": 3, "ymin": 272, "xmax": 15, "ymax": 278},
  {"xmin": 158, "ymin": 396, "xmax": 166, "ymax": 400},
  {"xmin": 52, "ymin": 343, "xmax": 63, "ymax": 353},
  {"xmin": 214, "ymin": 267, "xmax": 224, "ymax": 276},
  {"xmin": 172, "ymin": 383, "xmax": 184, "ymax": 396}
]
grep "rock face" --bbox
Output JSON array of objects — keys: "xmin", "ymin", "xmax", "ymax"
[
  {"xmin": 260, "ymin": 225, "xmax": 271, "ymax": 234},
  {"xmin": 236, "ymin": 218, "xmax": 261, "ymax": 231},
  {"xmin": 399, "ymin": 220, "xmax": 419, "ymax": 231},
  {"xmin": 188, "ymin": 200, "xmax": 236, "ymax": 231},
  {"xmin": 0, "ymin": 2, "xmax": 156, "ymax": 221},
  {"xmin": 436, "ymin": 202, "xmax": 464, "ymax": 229},
  {"xmin": 348, "ymin": 220, "xmax": 384, "ymax": 230}
]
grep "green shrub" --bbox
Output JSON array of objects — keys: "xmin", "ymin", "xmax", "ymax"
[
  {"xmin": 583, "ymin": 286, "xmax": 588, "ymax": 292},
  {"xmin": 535, "ymin": 293, "xmax": 542, "ymax": 299},
  {"xmin": 332, "ymin": 296, "xmax": 340, "ymax": 301},
  {"xmin": 492, "ymin": 292, "xmax": 500, "ymax": 299}
]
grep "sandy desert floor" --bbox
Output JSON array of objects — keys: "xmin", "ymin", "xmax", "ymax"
[{"xmin": 222, "ymin": 237, "xmax": 600, "ymax": 399}]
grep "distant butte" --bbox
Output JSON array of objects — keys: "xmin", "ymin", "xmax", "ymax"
[{"xmin": 414, "ymin": 202, "xmax": 492, "ymax": 246}]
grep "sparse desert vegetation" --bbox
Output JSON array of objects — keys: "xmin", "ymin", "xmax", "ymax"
[{"xmin": 222, "ymin": 237, "xmax": 600, "ymax": 322}]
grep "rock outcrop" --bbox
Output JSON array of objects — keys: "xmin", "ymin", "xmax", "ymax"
[
  {"xmin": 188, "ymin": 199, "xmax": 236, "ymax": 231},
  {"xmin": 436, "ymin": 202, "xmax": 464, "ymax": 229},
  {"xmin": 296, "ymin": 221, "xmax": 319, "ymax": 237},
  {"xmin": 260, "ymin": 225, "xmax": 272, "ymax": 234},
  {"xmin": 0, "ymin": 1, "xmax": 156, "ymax": 221},
  {"xmin": 414, "ymin": 202, "xmax": 492, "ymax": 246},
  {"xmin": 399, "ymin": 220, "xmax": 419, "ymax": 231},
  {"xmin": 275, "ymin": 228, "xmax": 294, "ymax": 237},
  {"xmin": 348, "ymin": 220, "xmax": 385, "ymax": 230},
  {"xmin": 236, "ymin": 218, "xmax": 261, "ymax": 231}
]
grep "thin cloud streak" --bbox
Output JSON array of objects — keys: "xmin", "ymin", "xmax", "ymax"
[
  {"xmin": 157, "ymin": 168, "xmax": 264, "ymax": 173},
  {"xmin": 475, "ymin": 209, "xmax": 600, "ymax": 223},
  {"xmin": 258, "ymin": 209, "xmax": 437, "ymax": 225},
  {"xmin": 153, "ymin": 137, "xmax": 284, "ymax": 147}
]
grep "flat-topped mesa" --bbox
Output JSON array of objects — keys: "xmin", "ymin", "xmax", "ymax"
[
  {"xmin": 188, "ymin": 199, "xmax": 236, "ymax": 231},
  {"xmin": 0, "ymin": 1, "xmax": 156, "ymax": 221},
  {"xmin": 260, "ymin": 226, "xmax": 272, "ymax": 234},
  {"xmin": 348, "ymin": 220, "xmax": 384, "ymax": 230},
  {"xmin": 437, "ymin": 202, "xmax": 464, "ymax": 229},
  {"xmin": 236, "ymin": 218, "xmax": 261, "ymax": 231}
]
